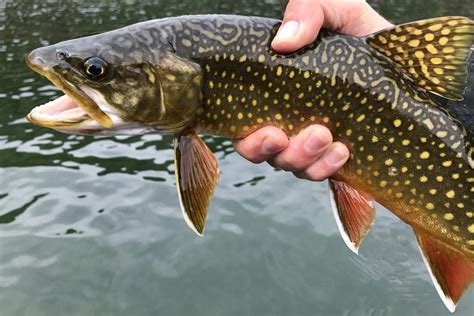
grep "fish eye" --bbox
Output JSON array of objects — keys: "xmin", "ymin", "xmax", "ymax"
[{"xmin": 83, "ymin": 57, "xmax": 108, "ymax": 79}]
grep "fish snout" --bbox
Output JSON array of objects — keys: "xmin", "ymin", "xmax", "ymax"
[{"xmin": 25, "ymin": 47, "xmax": 56, "ymax": 71}]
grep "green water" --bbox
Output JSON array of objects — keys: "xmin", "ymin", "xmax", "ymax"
[{"xmin": 1, "ymin": 0, "xmax": 473, "ymax": 315}]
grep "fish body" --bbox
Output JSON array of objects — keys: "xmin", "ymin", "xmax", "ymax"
[{"xmin": 25, "ymin": 15, "xmax": 474, "ymax": 311}]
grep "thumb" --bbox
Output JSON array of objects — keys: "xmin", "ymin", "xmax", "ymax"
[{"xmin": 271, "ymin": 0, "xmax": 324, "ymax": 54}]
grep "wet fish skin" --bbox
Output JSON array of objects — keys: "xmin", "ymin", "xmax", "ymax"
[{"xmin": 25, "ymin": 15, "xmax": 474, "ymax": 311}]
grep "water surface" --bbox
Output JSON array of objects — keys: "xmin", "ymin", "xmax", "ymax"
[{"xmin": 1, "ymin": 1, "xmax": 473, "ymax": 315}]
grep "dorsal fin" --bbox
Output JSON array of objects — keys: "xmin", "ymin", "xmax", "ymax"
[{"xmin": 366, "ymin": 16, "xmax": 474, "ymax": 100}]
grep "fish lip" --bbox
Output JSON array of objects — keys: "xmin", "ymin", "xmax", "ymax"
[{"xmin": 25, "ymin": 56, "xmax": 113, "ymax": 129}]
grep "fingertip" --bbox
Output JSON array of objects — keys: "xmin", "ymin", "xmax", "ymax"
[
  {"xmin": 234, "ymin": 126, "xmax": 288, "ymax": 163},
  {"xmin": 294, "ymin": 142, "xmax": 350, "ymax": 181},
  {"xmin": 302, "ymin": 125, "xmax": 333, "ymax": 154},
  {"xmin": 324, "ymin": 142, "xmax": 350, "ymax": 168},
  {"xmin": 271, "ymin": 1, "xmax": 324, "ymax": 54}
]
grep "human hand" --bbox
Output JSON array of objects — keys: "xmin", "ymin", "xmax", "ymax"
[{"xmin": 234, "ymin": 0, "xmax": 393, "ymax": 181}]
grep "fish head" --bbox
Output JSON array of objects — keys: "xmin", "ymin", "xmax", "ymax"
[{"xmin": 26, "ymin": 31, "xmax": 203, "ymax": 135}]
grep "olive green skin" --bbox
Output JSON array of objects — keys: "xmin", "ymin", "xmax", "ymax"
[{"xmin": 27, "ymin": 15, "xmax": 473, "ymax": 258}]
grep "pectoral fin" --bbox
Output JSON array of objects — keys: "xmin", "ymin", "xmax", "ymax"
[
  {"xmin": 174, "ymin": 132, "xmax": 220, "ymax": 236},
  {"xmin": 329, "ymin": 180, "xmax": 376, "ymax": 254},
  {"xmin": 414, "ymin": 230, "xmax": 474, "ymax": 312}
]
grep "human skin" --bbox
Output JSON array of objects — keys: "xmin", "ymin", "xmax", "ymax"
[{"xmin": 234, "ymin": 0, "xmax": 393, "ymax": 181}]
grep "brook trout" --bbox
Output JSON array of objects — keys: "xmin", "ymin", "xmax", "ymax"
[{"xmin": 25, "ymin": 15, "xmax": 473, "ymax": 311}]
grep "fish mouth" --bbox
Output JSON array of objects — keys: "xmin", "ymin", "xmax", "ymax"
[{"xmin": 26, "ymin": 58, "xmax": 114, "ymax": 132}]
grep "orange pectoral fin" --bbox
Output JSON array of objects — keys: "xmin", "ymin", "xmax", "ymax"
[
  {"xmin": 415, "ymin": 230, "xmax": 474, "ymax": 312},
  {"xmin": 174, "ymin": 132, "xmax": 220, "ymax": 236},
  {"xmin": 329, "ymin": 179, "xmax": 376, "ymax": 254}
]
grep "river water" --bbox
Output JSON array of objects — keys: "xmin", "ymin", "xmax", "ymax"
[{"xmin": 1, "ymin": 0, "xmax": 473, "ymax": 315}]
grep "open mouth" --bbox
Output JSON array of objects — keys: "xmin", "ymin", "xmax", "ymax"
[
  {"xmin": 27, "ymin": 94, "xmax": 94, "ymax": 128},
  {"xmin": 26, "ymin": 54, "xmax": 114, "ymax": 131}
]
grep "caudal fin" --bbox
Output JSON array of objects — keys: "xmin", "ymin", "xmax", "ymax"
[{"xmin": 414, "ymin": 229, "xmax": 474, "ymax": 312}]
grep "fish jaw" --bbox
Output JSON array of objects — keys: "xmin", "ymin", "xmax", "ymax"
[{"xmin": 25, "ymin": 47, "xmax": 115, "ymax": 132}]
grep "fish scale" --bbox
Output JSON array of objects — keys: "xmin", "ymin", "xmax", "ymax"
[{"xmin": 24, "ymin": 14, "xmax": 474, "ymax": 311}]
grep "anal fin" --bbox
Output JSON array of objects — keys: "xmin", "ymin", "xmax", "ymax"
[
  {"xmin": 329, "ymin": 179, "xmax": 376, "ymax": 254},
  {"xmin": 414, "ymin": 230, "xmax": 474, "ymax": 312},
  {"xmin": 174, "ymin": 132, "xmax": 220, "ymax": 236}
]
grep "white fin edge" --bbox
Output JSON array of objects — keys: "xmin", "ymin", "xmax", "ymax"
[
  {"xmin": 328, "ymin": 182, "xmax": 359, "ymax": 255},
  {"xmin": 174, "ymin": 139, "xmax": 203, "ymax": 237},
  {"xmin": 416, "ymin": 243, "xmax": 456, "ymax": 313}
]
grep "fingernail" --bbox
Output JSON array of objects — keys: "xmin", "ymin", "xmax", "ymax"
[
  {"xmin": 324, "ymin": 146, "xmax": 349, "ymax": 166},
  {"xmin": 275, "ymin": 20, "xmax": 300, "ymax": 41},
  {"xmin": 304, "ymin": 132, "xmax": 326, "ymax": 154},
  {"xmin": 262, "ymin": 137, "xmax": 282, "ymax": 155}
]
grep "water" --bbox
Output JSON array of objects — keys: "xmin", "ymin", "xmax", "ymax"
[{"xmin": 1, "ymin": 0, "xmax": 473, "ymax": 315}]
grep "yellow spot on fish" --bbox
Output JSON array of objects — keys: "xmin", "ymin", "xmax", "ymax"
[
  {"xmin": 414, "ymin": 50, "xmax": 425, "ymax": 59},
  {"xmin": 424, "ymin": 33, "xmax": 434, "ymax": 41},
  {"xmin": 457, "ymin": 203, "xmax": 465, "ymax": 209},
  {"xmin": 273, "ymin": 66, "xmax": 283, "ymax": 77},
  {"xmin": 426, "ymin": 203, "xmax": 435, "ymax": 210},
  {"xmin": 420, "ymin": 176, "xmax": 428, "ymax": 183},
  {"xmin": 356, "ymin": 114, "xmax": 365, "ymax": 122},
  {"xmin": 445, "ymin": 190, "xmax": 455, "ymax": 199},
  {"xmin": 303, "ymin": 71, "xmax": 310, "ymax": 79},
  {"xmin": 275, "ymin": 113, "xmax": 282, "ymax": 120},
  {"xmin": 468, "ymin": 224, "xmax": 474, "ymax": 233},
  {"xmin": 442, "ymin": 160, "xmax": 452, "ymax": 167},
  {"xmin": 420, "ymin": 151, "xmax": 430, "ymax": 159},
  {"xmin": 436, "ymin": 131, "xmax": 448, "ymax": 138},
  {"xmin": 372, "ymin": 136, "xmax": 379, "ymax": 143},
  {"xmin": 393, "ymin": 119, "xmax": 402, "ymax": 127},
  {"xmin": 409, "ymin": 39, "xmax": 420, "ymax": 47},
  {"xmin": 439, "ymin": 37, "xmax": 449, "ymax": 45},
  {"xmin": 367, "ymin": 155, "xmax": 374, "ymax": 161},
  {"xmin": 385, "ymin": 159, "xmax": 393, "ymax": 166},
  {"xmin": 428, "ymin": 23, "xmax": 442, "ymax": 31},
  {"xmin": 444, "ymin": 213, "xmax": 454, "ymax": 220},
  {"xmin": 181, "ymin": 39, "xmax": 192, "ymax": 47},
  {"xmin": 429, "ymin": 189, "xmax": 437, "ymax": 195},
  {"xmin": 431, "ymin": 57, "xmax": 442, "ymax": 65}
]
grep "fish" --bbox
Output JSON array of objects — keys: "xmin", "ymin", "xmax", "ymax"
[{"xmin": 25, "ymin": 15, "xmax": 473, "ymax": 311}]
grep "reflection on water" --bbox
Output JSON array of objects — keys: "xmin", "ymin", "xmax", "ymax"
[{"xmin": 0, "ymin": 0, "xmax": 473, "ymax": 315}]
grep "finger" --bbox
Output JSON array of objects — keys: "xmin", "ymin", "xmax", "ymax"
[
  {"xmin": 293, "ymin": 142, "xmax": 350, "ymax": 181},
  {"xmin": 268, "ymin": 125, "xmax": 332, "ymax": 171},
  {"xmin": 271, "ymin": 0, "xmax": 324, "ymax": 54},
  {"xmin": 233, "ymin": 126, "xmax": 288, "ymax": 164}
]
